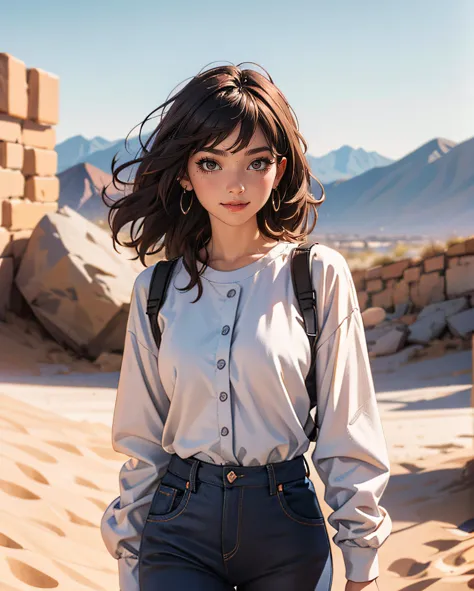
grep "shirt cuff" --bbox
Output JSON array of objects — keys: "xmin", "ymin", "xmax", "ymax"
[
  {"xmin": 340, "ymin": 545, "xmax": 379, "ymax": 583},
  {"xmin": 118, "ymin": 554, "xmax": 139, "ymax": 591}
]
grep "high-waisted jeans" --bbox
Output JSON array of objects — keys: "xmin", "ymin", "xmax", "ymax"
[{"xmin": 138, "ymin": 453, "xmax": 333, "ymax": 590}]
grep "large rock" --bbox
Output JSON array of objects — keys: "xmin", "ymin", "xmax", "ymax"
[
  {"xmin": 447, "ymin": 308, "xmax": 474, "ymax": 339},
  {"xmin": 417, "ymin": 296, "xmax": 469, "ymax": 320},
  {"xmin": 361, "ymin": 306, "xmax": 386, "ymax": 328},
  {"xmin": 370, "ymin": 325, "xmax": 408, "ymax": 356},
  {"xmin": 407, "ymin": 310, "xmax": 447, "ymax": 345},
  {"xmin": 15, "ymin": 206, "xmax": 142, "ymax": 359}
]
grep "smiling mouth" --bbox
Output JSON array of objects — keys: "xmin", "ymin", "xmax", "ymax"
[{"xmin": 221, "ymin": 202, "xmax": 250, "ymax": 206}]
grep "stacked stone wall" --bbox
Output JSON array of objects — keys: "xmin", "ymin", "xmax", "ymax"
[
  {"xmin": 352, "ymin": 237, "xmax": 474, "ymax": 316},
  {"xmin": 0, "ymin": 53, "xmax": 59, "ymax": 319}
]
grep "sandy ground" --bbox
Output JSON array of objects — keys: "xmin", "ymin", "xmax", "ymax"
[{"xmin": 0, "ymin": 312, "xmax": 473, "ymax": 590}]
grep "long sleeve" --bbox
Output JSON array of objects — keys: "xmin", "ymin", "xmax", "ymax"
[
  {"xmin": 310, "ymin": 250, "xmax": 392, "ymax": 583},
  {"xmin": 100, "ymin": 272, "xmax": 173, "ymax": 591}
]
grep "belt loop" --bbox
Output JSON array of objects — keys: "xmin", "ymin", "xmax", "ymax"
[
  {"xmin": 302, "ymin": 455, "xmax": 310, "ymax": 478},
  {"xmin": 188, "ymin": 458, "xmax": 199, "ymax": 493},
  {"xmin": 266, "ymin": 463, "xmax": 277, "ymax": 496}
]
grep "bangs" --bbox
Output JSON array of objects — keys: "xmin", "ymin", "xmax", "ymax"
[{"xmin": 188, "ymin": 90, "xmax": 284, "ymax": 158}]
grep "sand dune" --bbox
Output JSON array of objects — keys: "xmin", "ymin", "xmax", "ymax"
[{"xmin": 0, "ymin": 312, "xmax": 472, "ymax": 589}]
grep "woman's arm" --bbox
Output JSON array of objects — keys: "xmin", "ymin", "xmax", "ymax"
[
  {"xmin": 100, "ymin": 271, "xmax": 173, "ymax": 591},
  {"xmin": 310, "ymin": 249, "xmax": 392, "ymax": 584}
]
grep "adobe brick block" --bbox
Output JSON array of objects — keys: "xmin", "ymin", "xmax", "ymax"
[
  {"xmin": 446, "ymin": 242, "xmax": 467, "ymax": 256},
  {"xmin": 424, "ymin": 254, "xmax": 445, "ymax": 273},
  {"xmin": 0, "ymin": 113, "xmax": 21, "ymax": 143},
  {"xmin": 22, "ymin": 120, "xmax": 55, "ymax": 150},
  {"xmin": 2, "ymin": 198, "xmax": 58, "ymax": 231},
  {"xmin": 0, "ymin": 169, "xmax": 25, "ymax": 199},
  {"xmin": 448, "ymin": 256, "xmax": 460, "ymax": 268},
  {"xmin": 403, "ymin": 265, "xmax": 421, "ymax": 283},
  {"xmin": 372, "ymin": 287, "xmax": 394, "ymax": 310},
  {"xmin": 27, "ymin": 68, "xmax": 59, "ymax": 125},
  {"xmin": 24, "ymin": 176, "xmax": 59, "ymax": 202},
  {"xmin": 0, "ymin": 141, "xmax": 24, "ymax": 169},
  {"xmin": 393, "ymin": 280, "xmax": 410, "ymax": 306},
  {"xmin": 365, "ymin": 265, "xmax": 383, "ymax": 280},
  {"xmin": 366, "ymin": 278, "xmax": 383, "ymax": 293},
  {"xmin": 446, "ymin": 255, "xmax": 474, "ymax": 298},
  {"xmin": 0, "ymin": 53, "xmax": 28, "ymax": 119},
  {"xmin": 465, "ymin": 237, "xmax": 474, "ymax": 254},
  {"xmin": 381, "ymin": 259, "xmax": 411, "ymax": 280},
  {"xmin": 410, "ymin": 272, "xmax": 445, "ymax": 308},
  {"xmin": 23, "ymin": 146, "xmax": 57, "ymax": 176},
  {"xmin": 0, "ymin": 256, "xmax": 14, "ymax": 320}
]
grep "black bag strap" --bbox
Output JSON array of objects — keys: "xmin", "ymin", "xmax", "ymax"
[
  {"xmin": 145, "ymin": 257, "xmax": 180, "ymax": 349},
  {"xmin": 145, "ymin": 242, "xmax": 320, "ymax": 441},
  {"xmin": 290, "ymin": 241, "xmax": 320, "ymax": 441}
]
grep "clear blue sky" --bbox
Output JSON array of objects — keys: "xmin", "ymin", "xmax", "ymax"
[{"xmin": 1, "ymin": 0, "xmax": 472, "ymax": 159}]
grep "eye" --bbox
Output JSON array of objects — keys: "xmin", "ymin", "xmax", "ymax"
[{"xmin": 195, "ymin": 157, "xmax": 274, "ymax": 174}]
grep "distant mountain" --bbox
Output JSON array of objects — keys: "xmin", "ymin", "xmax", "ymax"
[
  {"xmin": 312, "ymin": 137, "xmax": 474, "ymax": 239},
  {"xmin": 56, "ymin": 135, "xmax": 121, "ymax": 173},
  {"xmin": 56, "ymin": 133, "xmax": 474, "ymax": 240},
  {"xmin": 307, "ymin": 145, "xmax": 393, "ymax": 183},
  {"xmin": 56, "ymin": 132, "xmax": 153, "ymax": 175},
  {"xmin": 56, "ymin": 135, "xmax": 390, "ymax": 182},
  {"xmin": 58, "ymin": 162, "xmax": 120, "ymax": 223}
]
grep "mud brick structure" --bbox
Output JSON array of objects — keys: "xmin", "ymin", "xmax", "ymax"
[{"xmin": 0, "ymin": 53, "xmax": 59, "ymax": 319}]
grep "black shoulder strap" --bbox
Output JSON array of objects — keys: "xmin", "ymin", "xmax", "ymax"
[
  {"xmin": 290, "ymin": 241, "xmax": 320, "ymax": 441},
  {"xmin": 145, "ymin": 257, "xmax": 180, "ymax": 348},
  {"xmin": 146, "ymin": 242, "xmax": 320, "ymax": 442}
]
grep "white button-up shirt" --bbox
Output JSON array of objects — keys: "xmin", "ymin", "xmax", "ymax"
[{"xmin": 100, "ymin": 241, "xmax": 392, "ymax": 590}]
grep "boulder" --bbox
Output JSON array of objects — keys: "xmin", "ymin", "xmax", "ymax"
[
  {"xmin": 15, "ymin": 205, "xmax": 141, "ymax": 359},
  {"xmin": 370, "ymin": 325, "xmax": 408, "ymax": 356},
  {"xmin": 361, "ymin": 306, "xmax": 386, "ymax": 328},
  {"xmin": 447, "ymin": 308, "xmax": 474, "ymax": 339},
  {"xmin": 407, "ymin": 310, "xmax": 446, "ymax": 345},
  {"xmin": 365, "ymin": 321, "xmax": 394, "ymax": 346},
  {"xmin": 417, "ymin": 296, "xmax": 469, "ymax": 320}
]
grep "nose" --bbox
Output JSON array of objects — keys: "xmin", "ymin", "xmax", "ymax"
[{"xmin": 227, "ymin": 183, "xmax": 245, "ymax": 195}]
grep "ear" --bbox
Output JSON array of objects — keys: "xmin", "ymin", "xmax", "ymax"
[
  {"xmin": 275, "ymin": 156, "xmax": 287, "ymax": 186},
  {"xmin": 177, "ymin": 176, "xmax": 191, "ymax": 190}
]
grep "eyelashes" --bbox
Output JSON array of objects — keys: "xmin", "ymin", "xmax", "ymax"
[{"xmin": 195, "ymin": 157, "xmax": 275, "ymax": 175}]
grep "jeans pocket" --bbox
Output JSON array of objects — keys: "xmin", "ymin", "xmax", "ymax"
[
  {"xmin": 277, "ymin": 476, "xmax": 325, "ymax": 526},
  {"xmin": 146, "ymin": 473, "xmax": 191, "ymax": 522}
]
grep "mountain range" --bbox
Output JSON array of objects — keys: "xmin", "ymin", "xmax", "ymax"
[
  {"xmin": 312, "ymin": 137, "xmax": 474, "ymax": 239},
  {"xmin": 56, "ymin": 133, "xmax": 473, "ymax": 239}
]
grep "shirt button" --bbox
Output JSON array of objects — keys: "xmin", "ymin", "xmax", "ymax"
[
  {"xmin": 219, "ymin": 392, "xmax": 228, "ymax": 401},
  {"xmin": 217, "ymin": 359, "xmax": 226, "ymax": 369},
  {"xmin": 221, "ymin": 427, "xmax": 229, "ymax": 436},
  {"xmin": 227, "ymin": 289, "xmax": 236, "ymax": 298},
  {"xmin": 221, "ymin": 325, "xmax": 230, "ymax": 335}
]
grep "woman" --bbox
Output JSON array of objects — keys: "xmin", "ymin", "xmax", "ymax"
[{"xmin": 100, "ymin": 62, "xmax": 392, "ymax": 591}]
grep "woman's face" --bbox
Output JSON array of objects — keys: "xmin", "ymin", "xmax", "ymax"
[{"xmin": 181, "ymin": 123, "xmax": 287, "ymax": 227}]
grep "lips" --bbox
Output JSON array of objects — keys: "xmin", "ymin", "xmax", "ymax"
[
  {"xmin": 221, "ymin": 202, "xmax": 250, "ymax": 211},
  {"xmin": 221, "ymin": 202, "xmax": 249, "ymax": 205}
]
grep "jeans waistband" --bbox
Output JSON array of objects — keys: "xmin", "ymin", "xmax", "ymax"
[{"xmin": 167, "ymin": 453, "xmax": 310, "ymax": 495}]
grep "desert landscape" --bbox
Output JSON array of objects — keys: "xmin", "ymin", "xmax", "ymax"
[
  {"xmin": 0, "ymin": 308, "xmax": 473, "ymax": 590},
  {"xmin": 1, "ymin": 49, "xmax": 473, "ymax": 590}
]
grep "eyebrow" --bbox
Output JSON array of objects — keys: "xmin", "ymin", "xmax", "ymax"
[{"xmin": 197, "ymin": 146, "xmax": 273, "ymax": 157}]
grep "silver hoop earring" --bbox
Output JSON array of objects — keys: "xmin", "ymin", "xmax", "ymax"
[
  {"xmin": 272, "ymin": 187, "xmax": 281, "ymax": 212},
  {"xmin": 180, "ymin": 187, "xmax": 193, "ymax": 215}
]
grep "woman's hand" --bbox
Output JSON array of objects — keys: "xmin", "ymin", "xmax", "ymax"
[{"xmin": 345, "ymin": 579, "xmax": 379, "ymax": 591}]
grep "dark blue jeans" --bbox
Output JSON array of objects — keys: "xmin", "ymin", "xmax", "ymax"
[{"xmin": 138, "ymin": 453, "xmax": 333, "ymax": 590}]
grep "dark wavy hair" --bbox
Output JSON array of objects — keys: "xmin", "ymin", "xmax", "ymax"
[{"xmin": 102, "ymin": 61, "xmax": 325, "ymax": 303}]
